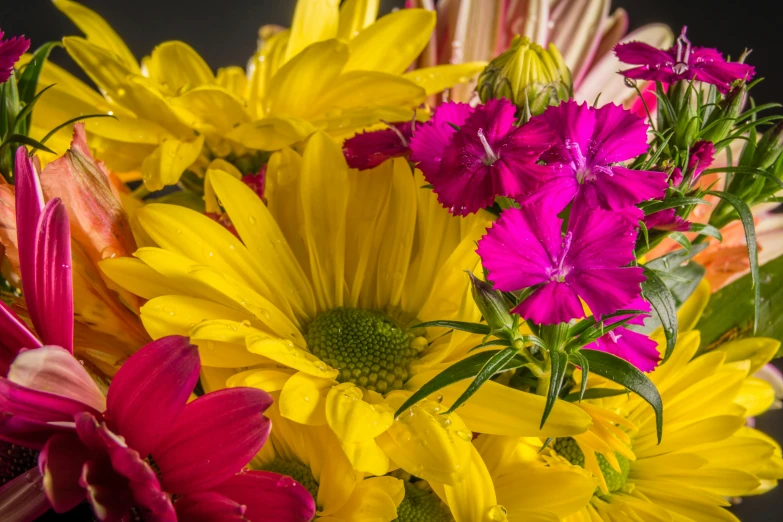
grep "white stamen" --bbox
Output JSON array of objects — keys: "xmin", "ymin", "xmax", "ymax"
[
  {"xmin": 381, "ymin": 120, "xmax": 408, "ymax": 147},
  {"xmin": 673, "ymin": 26, "xmax": 692, "ymax": 74},
  {"xmin": 478, "ymin": 128, "xmax": 498, "ymax": 164}
]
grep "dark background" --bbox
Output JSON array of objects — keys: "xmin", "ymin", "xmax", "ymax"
[{"xmin": 2, "ymin": 0, "xmax": 782, "ymax": 520}]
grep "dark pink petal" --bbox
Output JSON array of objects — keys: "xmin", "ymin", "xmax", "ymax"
[
  {"xmin": 242, "ymin": 165, "xmax": 266, "ymax": 200},
  {"xmin": 0, "ymin": 33, "xmax": 30, "ymax": 83},
  {"xmin": 478, "ymin": 206, "xmax": 561, "ymax": 292},
  {"xmin": 38, "ymin": 432, "xmax": 89, "ymax": 513},
  {"xmin": 584, "ymin": 327, "xmax": 661, "ymax": 372},
  {"xmin": 568, "ymin": 266, "xmax": 646, "ymax": 319},
  {"xmin": 32, "ymin": 199, "xmax": 74, "ymax": 352},
  {"xmin": 409, "ymin": 102, "xmax": 473, "ymax": 179},
  {"xmin": 106, "ymin": 336, "xmax": 199, "ymax": 458},
  {"xmin": 517, "ymin": 171, "xmax": 578, "ymax": 212},
  {"xmin": 81, "ymin": 456, "xmax": 135, "ymax": 521},
  {"xmin": 575, "ymin": 166, "xmax": 668, "ymax": 211},
  {"xmin": 591, "ymin": 103, "xmax": 650, "ymax": 165},
  {"xmin": 175, "ymin": 492, "xmax": 246, "ymax": 522},
  {"xmin": 0, "ymin": 300, "xmax": 41, "ymax": 359},
  {"xmin": 154, "ymin": 388, "xmax": 273, "ymax": 494},
  {"xmin": 0, "ymin": 377, "xmax": 96, "ymax": 424},
  {"xmin": 75, "ymin": 412, "xmax": 176, "ymax": 522},
  {"xmin": 343, "ymin": 122, "xmax": 418, "ymax": 170},
  {"xmin": 566, "ymin": 207, "xmax": 641, "ymax": 270},
  {"xmin": 0, "ymin": 413, "xmax": 73, "ymax": 449},
  {"xmin": 14, "ymin": 147, "xmax": 45, "ymax": 333},
  {"xmin": 0, "ymin": 466, "xmax": 51, "ymax": 521},
  {"xmin": 211, "ymin": 471, "xmax": 316, "ymax": 522},
  {"xmin": 603, "ymin": 295, "xmax": 652, "ymax": 327},
  {"xmin": 644, "ymin": 209, "xmax": 690, "ymax": 232},
  {"xmin": 513, "ymin": 282, "xmax": 585, "ymax": 325},
  {"xmin": 539, "ymin": 100, "xmax": 596, "ymax": 160},
  {"xmin": 8, "ymin": 346, "xmax": 105, "ymax": 412},
  {"xmin": 687, "ymin": 140, "xmax": 715, "ymax": 182},
  {"xmin": 614, "ymin": 41, "xmax": 673, "ymax": 66}
]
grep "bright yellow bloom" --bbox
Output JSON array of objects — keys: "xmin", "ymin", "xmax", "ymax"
[
  {"xmin": 30, "ymin": 0, "xmax": 485, "ymax": 190},
  {"xmin": 100, "ymin": 131, "xmax": 592, "ymax": 493}
]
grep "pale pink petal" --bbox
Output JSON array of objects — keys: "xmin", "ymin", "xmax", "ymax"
[
  {"xmin": 33, "ymin": 199, "xmax": 74, "ymax": 353},
  {"xmin": 106, "ymin": 336, "xmax": 199, "ymax": 458},
  {"xmin": 175, "ymin": 492, "xmax": 246, "ymax": 522},
  {"xmin": 0, "ymin": 466, "xmax": 51, "ymax": 521},
  {"xmin": 512, "ymin": 282, "xmax": 585, "ymax": 325},
  {"xmin": 211, "ymin": 471, "xmax": 317, "ymax": 522},
  {"xmin": 154, "ymin": 388, "xmax": 273, "ymax": 494},
  {"xmin": 568, "ymin": 267, "xmax": 645, "ymax": 319},
  {"xmin": 8, "ymin": 346, "xmax": 105, "ymax": 412},
  {"xmin": 38, "ymin": 432, "xmax": 90, "ymax": 513},
  {"xmin": 0, "ymin": 377, "xmax": 96, "ymax": 424}
]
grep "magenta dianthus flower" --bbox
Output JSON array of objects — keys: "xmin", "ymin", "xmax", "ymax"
[
  {"xmin": 644, "ymin": 208, "xmax": 690, "ymax": 232},
  {"xmin": 343, "ymin": 120, "xmax": 420, "ymax": 170},
  {"xmin": 409, "ymin": 98, "xmax": 554, "ymax": 216},
  {"xmin": 615, "ymin": 26, "xmax": 755, "ymax": 94},
  {"xmin": 583, "ymin": 296, "xmax": 661, "ymax": 372},
  {"xmin": 671, "ymin": 140, "xmax": 716, "ymax": 186},
  {"xmin": 524, "ymin": 100, "xmax": 668, "ymax": 212},
  {"xmin": 477, "ymin": 204, "xmax": 645, "ymax": 325},
  {"xmin": 0, "ymin": 30, "xmax": 30, "ymax": 83}
]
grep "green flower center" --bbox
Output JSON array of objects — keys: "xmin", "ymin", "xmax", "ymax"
[
  {"xmin": 305, "ymin": 308, "xmax": 426, "ymax": 393},
  {"xmin": 553, "ymin": 437, "xmax": 630, "ymax": 493},
  {"xmin": 395, "ymin": 481, "xmax": 454, "ymax": 522},
  {"xmin": 260, "ymin": 459, "xmax": 319, "ymax": 501}
]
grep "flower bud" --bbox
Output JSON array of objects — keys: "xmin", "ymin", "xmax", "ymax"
[
  {"xmin": 754, "ymin": 121, "xmax": 783, "ymax": 171},
  {"xmin": 701, "ymin": 85, "xmax": 748, "ymax": 143},
  {"xmin": 477, "ymin": 36, "xmax": 572, "ymax": 117},
  {"xmin": 468, "ymin": 272, "xmax": 515, "ymax": 336}
]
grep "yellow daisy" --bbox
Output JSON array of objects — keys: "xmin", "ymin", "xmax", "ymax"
[
  {"xmin": 100, "ymin": 131, "xmax": 592, "ymax": 486},
  {"xmin": 29, "ymin": 0, "xmax": 485, "ymax": 190},
  {"xmin": 554, "ymin": 330, "xmax": 783, "ymax": 522}
]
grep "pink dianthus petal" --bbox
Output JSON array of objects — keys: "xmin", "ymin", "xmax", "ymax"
[
  {"xmin": 574, "ymin": 166, "xmax": 668, "ymax": 212},
  {"xmin": 0, "ymin": 33, "xmax": 30, "ymax": 83},
  {"xmin": 688, "ymin": 140, "xmax": 715, "ymax": 181},
  {"xmin": 644, "ymin": 208, "xmax": 690, "ymax": 231},
  {"xmin": 613, "ymin": 41, "xmax": 673, "ymax": 66},
  {"xmin": 517, "ymin": 170, "xmax": 578, "ymax": 212},
  {"xmin": 39, "ymin": 432, "xmax": 90, "ymax": 513},
  {"xmin": 210, "ymin": 471, "xmax": 317, "ymax": 522},
  {"xmin": 478, "ymin": 206, "xmax": 561, "ymax": 291},
  {"xmin": 106, "ymin": 336, "xmax": 199, "ymax": 458},
  {"xmin": 538, "ymin": 100, "xmax": 596, "ymax": 158},
  {"xmin": 512, "ymin": 282, "xmax": 585, "ymax": 325},
  {"xmin": 591, "ymin": 103, "xmax": 650, "ymax": 164},
  {"xmin": 175, "ymin": 491, "xmax": 246, "ymax": 522},
  {"xmin": 409, "ymin": 102, "xmax": 473, "ymax": 179},
  {"xmin": 584, "ymin": 327, "xmax": 661, "ymax": 372},
  {"xmin": 568, "ymin": 266, "xmax": 646, "ymax": 320},
  {"xmin": 343, "ymin": 122, "xmax": 417, "ymax": 170},
  {"xmin": 566, "ymin": 207, "xmax": 641, "ymax": 270},
  {"xmin": 154, "ymin": 388, "xmax": 273, "ymax": 494}
]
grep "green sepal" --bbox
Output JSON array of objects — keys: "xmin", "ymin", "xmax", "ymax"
[
  {"xmin": 540, "ymin": 348, "xmax": 569, "ymax": 428},
  {"xmin": 445, "ymin": 346, "xmax": 520, "ymax": 414}
]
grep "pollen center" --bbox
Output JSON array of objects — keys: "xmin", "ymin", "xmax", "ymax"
[
  {"xmin": 395, "ymin": 481, "xmax": 454, "ymax": 522},
  {"xmin": 553, "ymin": 437, "xmax": 631, "ymax": 494},
  {"xmin": 260, "ymin": 459, "xmax": 319, "ymax": 501},
  {"xmin": 305, "ymin": 308, "xmax": 426, "ymax": 393}
]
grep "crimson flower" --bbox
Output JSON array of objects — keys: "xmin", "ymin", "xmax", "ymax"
[
  {"xmin": 343, "ymin": 120, "xmax": 420, "ymax": 170},
  {"xmin": 643, "ymin": 208, "xmax": 690, "ymax": 232},
  {"xmin": 0, "ymin": 29, "xmax": 29, "ymax": 83},
  {"xmin": 615, "ymin": 26, "xmax": 754, "ymax": 94}
]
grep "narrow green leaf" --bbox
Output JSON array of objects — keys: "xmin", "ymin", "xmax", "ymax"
[
  {"xmin": 446, "ymin": 347, "xmax": 519, "ymax": 413},
  {"xmin": 580, "ymin": 349, "xmax": 663, "ymax": 442},
  {"xmin": 2, "ymin": 134, "xmax": 55, "ymax": 155},
  {"xmin": 639, "ymin": 220, "xmax": 650, "ymax": 251},
  {"xmin": 641, "ymin": 197, "xmax": 710, "ymax": 214},
  {"xmin": 541, "ymin": 349, "xmax": 569, "ymax": 428},
  {"xmin": 668, "ymin": 232, "xmax": 691, "ymax": 252},
  {"xmin": 17, "ymin": 42, "xmax": 61, "ymax": 107},
  {"xmin": 12, "ymin": 84, "xmax": 56, "ymax": 133},
  {"xmin": 38, "ymin": 114, "xmax": 115, "ymax": 146},
  {"xmin": 689, "ymin": 223, "xmax": 723, "ymax": 241},
  {"xmin": 701, "ymin": 166, "xmax": 783, "ymax": 190},
  {"xmin": 573, "ymin": 351, "xmax": 589, "ymax": 402},
  {"xmin": 706, "ymin": 191, "xmax": 759, "ymax": 332},
  {"xmin": 467, "ymin": 339, "xmax": 512, "ymax": 353},
  {"xmin": 645, "ymin": 243, "xmax": 708, "ymax": 272},
  {"xmin": 411, "ymin": 320, "xmax": 491, "ymax": 335},
  {"xmin": 641, "ymin": 266, "xmax": 678, "ymax": 362}
]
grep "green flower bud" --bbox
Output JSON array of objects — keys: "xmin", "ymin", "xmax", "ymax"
[
  {"xmin": 477, "ymin": 36, "xmax": 572, "ymax": 116},
  {"xmin": 754, "ymin": 121, "xmax": 783, "ymax": 171},
  {"xmin": 701, "ymin": 85, "xmax": 748, "ymax": 143},
  {"xmin": 468, "ymin": 272, "xmax": 514, "ymax": 337}
]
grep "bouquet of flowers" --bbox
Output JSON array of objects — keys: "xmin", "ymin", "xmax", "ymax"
[{"xmin": 1, "ymin": 0, "xmax": 782, "ymax": 520}]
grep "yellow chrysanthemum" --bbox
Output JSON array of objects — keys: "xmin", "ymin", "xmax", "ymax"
[
  {"xmin": 29, "ymin": 0, "xmax": 485, "ymax": 190},
  {"xmin": 100, "ymin": 131, "xmax": 592, "ymax": 494},
  {"xmin": 553, "ymin": 330, "xmax": 783, "ymax": 522}
]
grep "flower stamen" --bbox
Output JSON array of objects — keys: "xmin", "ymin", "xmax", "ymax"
[{"xmin": 477, "ymin": 128, "xmax": 499, "ymax": 165}]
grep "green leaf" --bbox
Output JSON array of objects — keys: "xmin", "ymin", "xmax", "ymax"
[
  {"xmin": 1, "ymin": 134, "xmax": 55, "ymax": 155},
  {"xmin": 12, "ymin": 84, "xmax": 56, "ymax": 134},
  {"xmin": 641, "ymin": 197, "xmax": 710, "ymax": 214},
  {"xmin": 38, "ymin": 114, "xmax": 115, "ymax": 146},
  {"xmin": 701, "ymin": 166, "xmax": 783, "ymax": 191},
  {"xmin": 393, "ymin": 350, "xmax": 526, "ymax": 417},
  {"xmin": 639, "ymin": 220, "xmax": 650, "ymax": 251},
  {"xmin": 645, "ymin": 244, "xmax": 708, "ymax": 272},
  {"xmin": 567, "ymin": 309, "xmax": 648, "ymax": 339},
  {"xmin": 446, "ymin": 347, "xmax": 520, "ymax": 413},
  {"xmin": 411, "ymin": 320, "xmax": 491, "ymax": 335},
  {"xmin": 572, "ymin": 351, "xmax": 589, "ymax": 402},
  {"xmin": 689, "ymin": 223, "xmax": 723, "ymax": 241},
  {"xmin": 467, "ymin": 339, "xmax": 512, "ymax": 353},
  {"xmin": 641, "ymin": 265, "xmax": 678, "ymax": 362},
  {"xmin": 563, "ymin": 387, "xmax": 631, "ymax": 402},
  {"xmin": 541, "ymin": 348, "xmax": 569, "ymax": 428},
  {"xmin": 706, "ymin": 190, "xmax": 760, "ymax": 332},
  {"xmin": 634, "ymin": 261, "xmax": 704, "ymax": 334},
  {"xmin": 668, "ymin": 232, "xmax": 691, "ymax": 252},
  {"xmin": 16, "ymin": 42, "xmax": 61, "ymax": 108},
  {"xmin": 580, "ymin": 349, "xmax": 663, "ymax": 442}
]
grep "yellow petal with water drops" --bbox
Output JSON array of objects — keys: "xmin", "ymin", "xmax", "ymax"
[
  {"xmin": 147, "ymin": 41, "xmax": 215, "ymax": 94},
  {"xmin": 408, "ymin": 373, "xmax": 592, "ymax": 437},
  {"xmin": 300, "ymin": 132, "xmax": 349, "ymax": 310},
  {"xmin": 140, "ymin": 295, "xmax": 253, "ymax": 339},
  {"xmin": 314, "ymin": 71, "xmax": 425, "ymax": 115},
  {"xmin": 403, "ymin": 62, "xmax": 487, "ymax": 95},
  {"xmin": 170, "ymin": 86, "xmax": 250, "ymax": 134},
  {"xmin": 322, "ymin": 476, "xmax": 400, "ymax": 522},
  {"xmin": 344, "ymin": 9, "xmax": 435, "ymax": 75},
  {"xmin": 189, "ymin": 320, "xmax": 273, "ymax": 368},
  {"xmin": 279, "ymin": 371, "xmax": 335, "ymax": 425},
  {"xmin": 285, "ymin": 0, "xmax": 340, "ymax": 62},
  {"xmin": 209, "ymin": 170, "xmax": 316, "ymax": 321},
  {"xmin": 227, "ymin": 368, "xmax": 296, "ymax": 393},
  {"xmin": 99, "ymin": 257, "xmax": 189, "ymax": 301},
  {"xmin": 313, "ymin": 106, "xmax": 415, "ymax": 139},
  {"xmin": 714, "ymin": 337, "xmax": 780, "ymax": 375},
  {"xmin": 325, "ymin": 383, "xmax": 394, "ymax": 443},
  {"xmin": 268, "ymin": 40, "xmax": 349, "ymax": 119},
  {"xmin": 379, "ymin": 392, "xmax": 472, "ymax": 485},
  {"xmin": 375, "ymin": 158, "xmax": 417, "ymax": 310},
  {"xmin": 84, "ymin": 116, "xmax": 168, "ymax": 145},
  {"xmin": 247, "ymin": 28, "xmax": 290, "ymax": 118},
  {"xmin": 140, "ymin": 135, "xmax": 204, "ymax": 190},
  {"xmin": 215, "ymin": 66, "xmax": 247, "ymax": 99},
  {"xmin": 246, "ymin": 334, "xmax": 339, "ymax": 380},
  {"xmin": 200, "ymin": 367, "xmax": 237, "ymax": 393},
  {"xmin": 338, "ymin": 0, "xmax": 379, "ymax": 40},
  {"xmin": 428, "ymin": 446, "xmax": 500, "ymax": 522},
  {"xmin": 226, "ymin": 117, "xmax": 318, "ymax": 151},
  {"xmin": 53, "ymin": 0, "xmax": 139, "ymax": 73}
]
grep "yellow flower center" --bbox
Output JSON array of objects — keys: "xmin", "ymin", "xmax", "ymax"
[
  {"xmin": 260, "ymin": 459, "xmax": 319, "ymax": 501},
  {"xmin": 305, "ymin": 308, "xmax": 426, "ymax": 393},
  {"xmin": 395, "ymin": 481, "xmax": 454, "ymax": 522},
  {"xmin": 553, "ymin": 437, "xmax": 631, "ymax": 493}
]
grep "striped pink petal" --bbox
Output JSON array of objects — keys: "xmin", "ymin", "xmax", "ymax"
[
  {"xmin": 0, "ymin": 301, "xmax": 41, "ymax": 371},
  {"xmin": 174, "ymin": 492, "xmax": 246, "ymax": 522},
  {"xmin": 0, "ymin": 466, "xmax": 51, "ymax": 521},
  {"xmin": 210, "ymin": 471, "xmax": 317, "ymax": 522}
]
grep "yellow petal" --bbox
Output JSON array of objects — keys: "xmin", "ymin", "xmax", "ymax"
[
  {"xmin": 344, "ymin": 9, "xmax": 435, "ymax": 75},
  {"xmin": 147, "ymin": 41, "xmax": 215, "ymax": 93},
  {"xmin": 188, "ymin": 320, "xmax": 273, "ymax": 368},
  {"xmin": 268, "ymin": 39, "xmax": 349, "ymax": 119},
  {"xmin": 141, "ymin": 135, "xmax": 205, "ymax": 190},
  {"xmin": 734, "ymin": 377, "xmax": 776, "ymax": 417},
  {"xmin": 215, "ymin": 66, "xmax": 247, "ymax": 99},
  {"xmin": 208, "ymin": 170, "xmax": 316, "ymax": 320},
  {"xmin": 714, "ymin": 337, "xmax": 780, "ymax": 374},
  {"xmin": 340, "ymin": 439, "xmax": 390, "ymax": 477},
  {"xmin": 325, "ymin": 475, "xmax": 401, "ymax": 522},
  {"xmin": 403, "ymin": 62, "xmax": 487, "ymax": 95},
  {"xmin": 53, "ymin": 0, "xmax": 139, "ymax": 73},
  {"xmin": 246, "ymin": 334, "xmax": 339, "ymax": 379},
  {"xmin": 279, "ymin": 371, "xmax": 335, "ymax": 425},
  {"xmin": 326, "ymin": 383, "xmax": 393, "ymax": 441},
  {"xmin": 314, "ymin": 71, "xmax": 425, "ymax": 114},
  {"xmin": 247, "ymin": 28, "xmax": 290, "ymax": 118},
  {"xmin": 429, "ymin": 446, "xmax": 498, "ymax": 522},
  {"xmin": 300, "ymin": 132, "xmax": 349, "ymax": 310},
  {"xmin": 169, "ymin": 86, "xmax": 250, "ymax": 134},
  {"xmin": 379, "ymin": 392, "xmax": 473, "ymax": 485},
  {"xmin": 98, "ymin": 257, "xmax": 188, "ymax": 300},
  {"xmin": 285, "ymin": 0, "xmax": 340, "ymax": 62},
  {"xmin": 312, "ymin": 106, "xmax": 416, "ymax": 138},
  {"xmin": 84, "ymin": 116, "xmax": 168, "ymax": 145},
  {"xmin": 140, "ymin": 295, "xmax": 252, "ymax": 339},
  {"xmin": 337, "ymin": 0, "xmax": 379, "ymax": 40},
  {"xmin": 226, "ymin": 117, "xmax": 318, "ymax": 151},
  {"xmin": 226, "ymin": 368, "xmax": 295, "ymax": 392},
  {"xmin": 200, "ymin": 367, "xmax": 237, "ymax": 393},
  {"xmin": 679, "ymin": 278, "xmax": 711, "ymax": 332}
]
